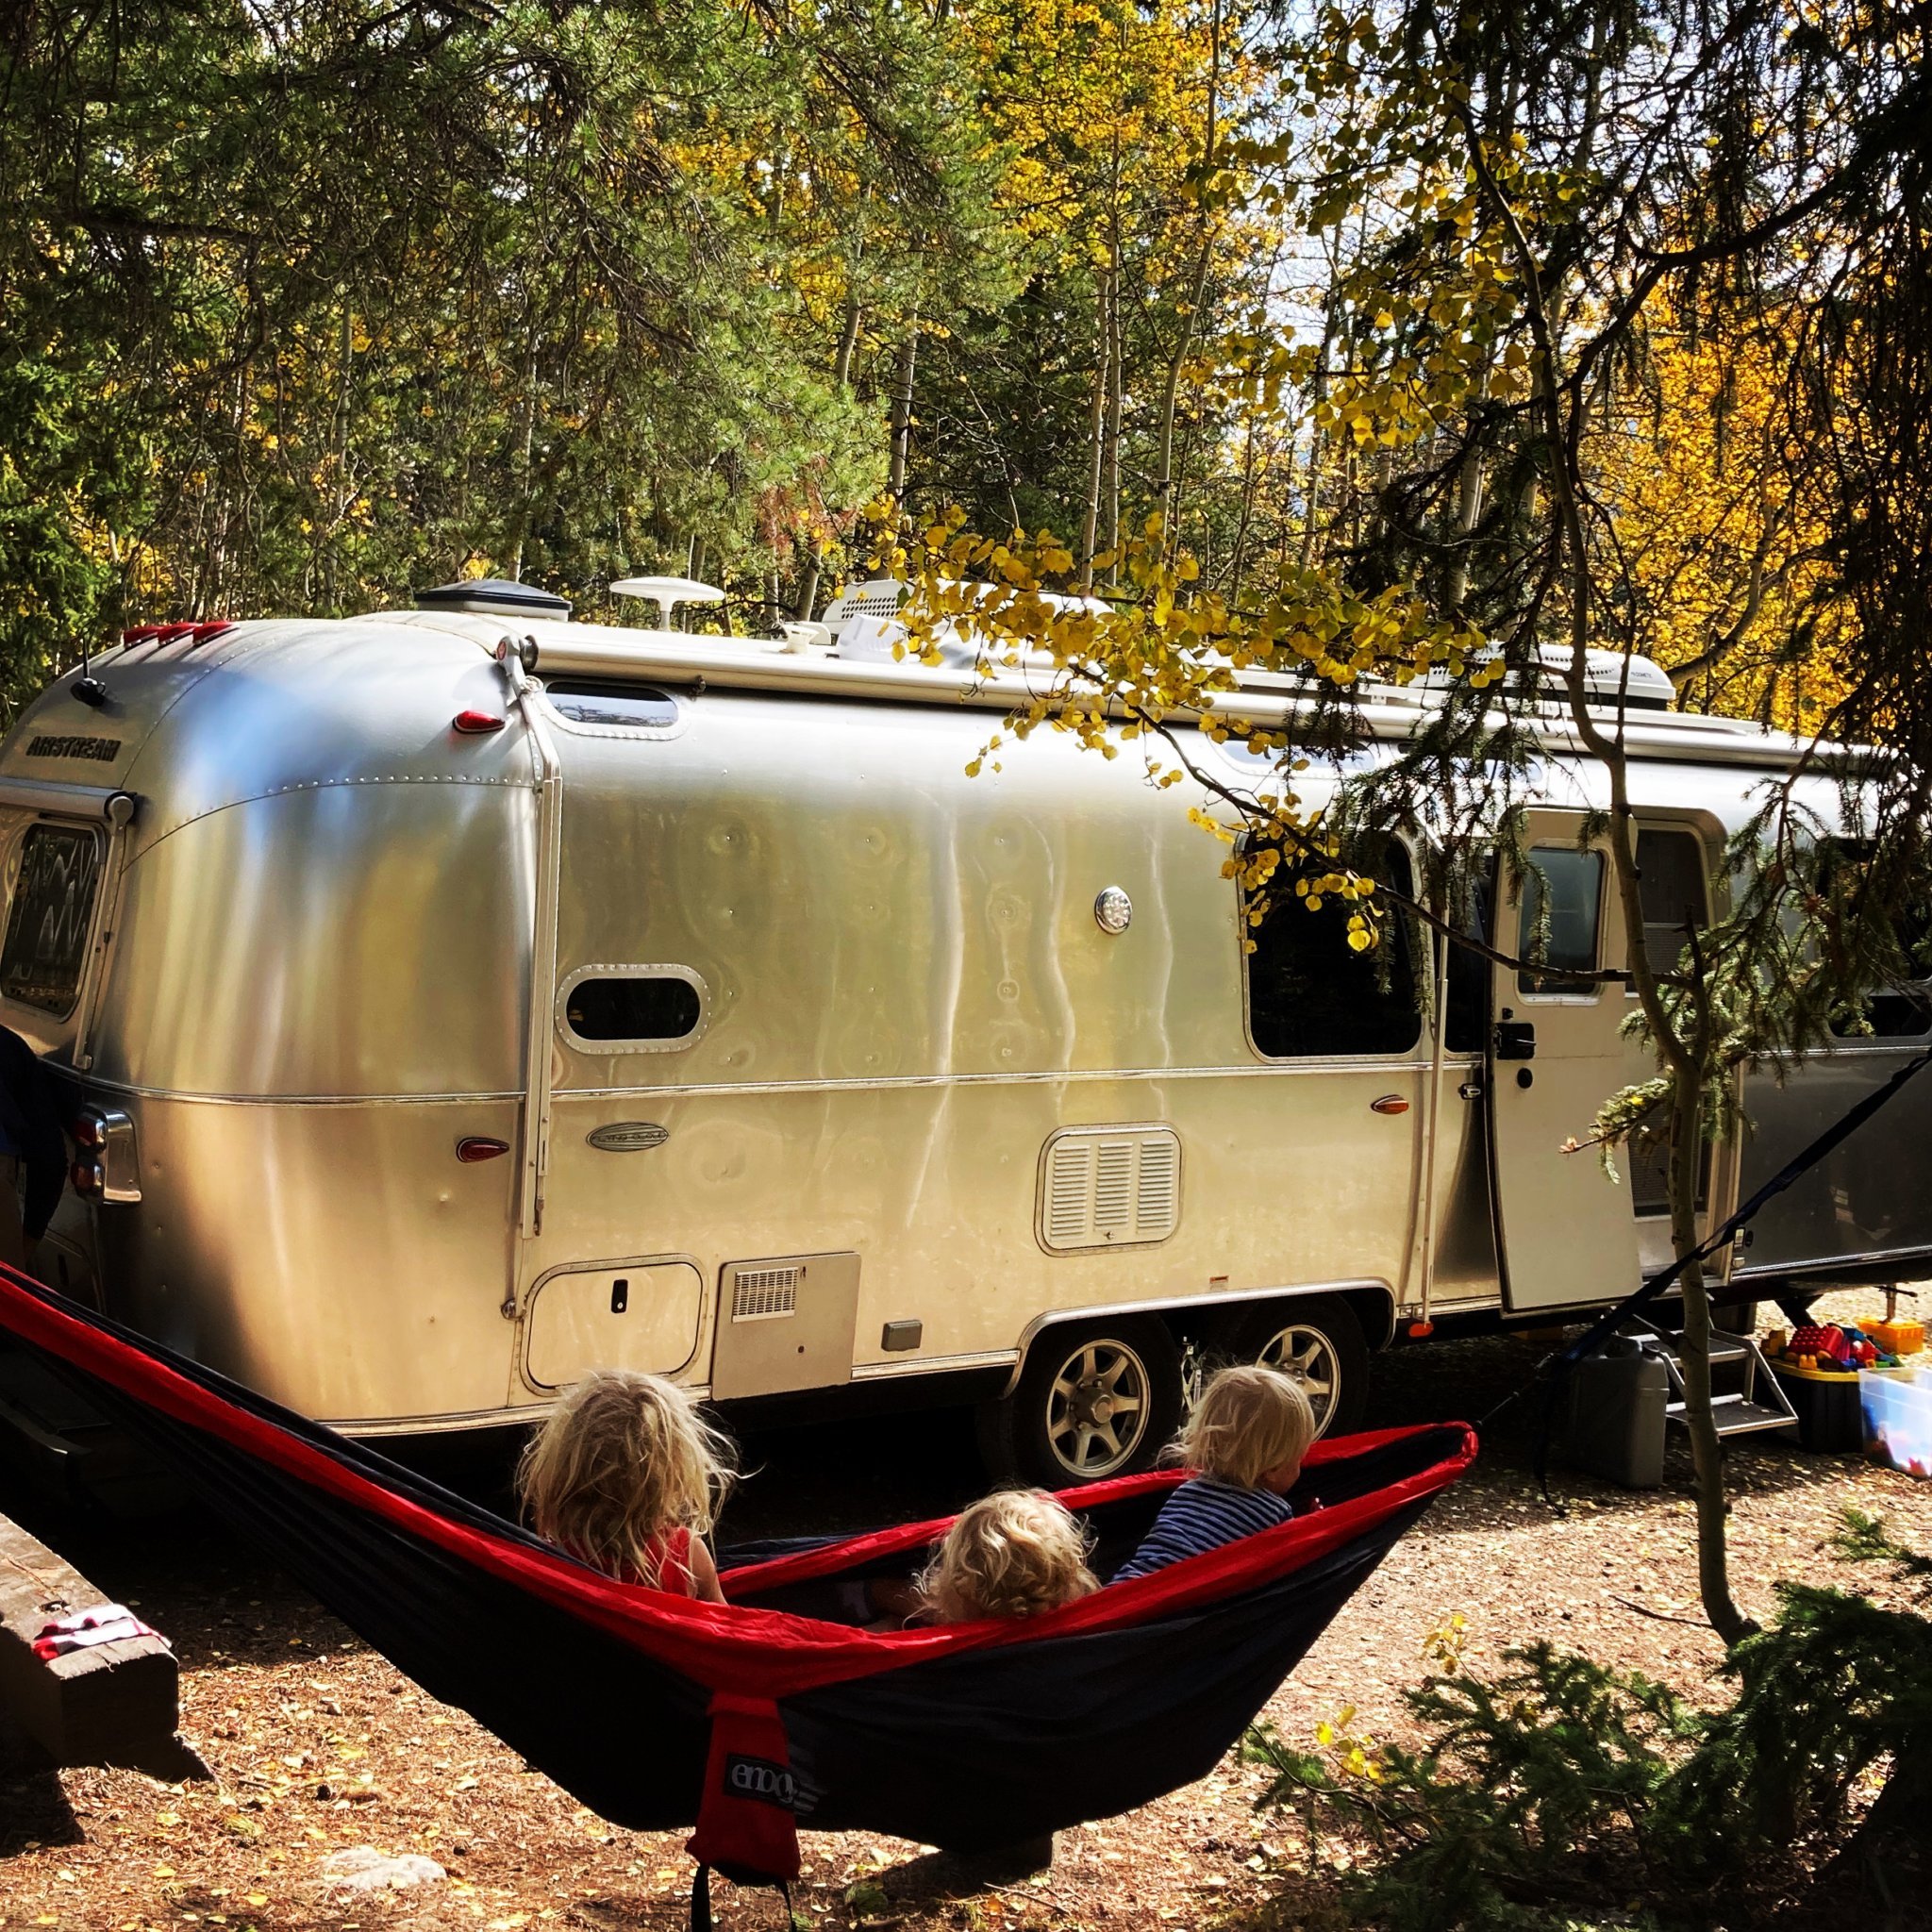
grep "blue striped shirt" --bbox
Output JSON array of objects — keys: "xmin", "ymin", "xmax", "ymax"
[{"xmin": 1111, "ymin": 1477, "xmax": 1295, "ymax": 1581}]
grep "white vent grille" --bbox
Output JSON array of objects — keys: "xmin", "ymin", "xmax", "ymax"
[
  {"xmin": 1039, "ymin": 1126, "xmax": 1182, "ymax": 1251},
  {"xmin": 731, "ymin": 1265, "xmax": 800, "ymax": 1321},
  {"xmin": 823, "ymin": 579, "xmax": 908, "ymax": 626}
]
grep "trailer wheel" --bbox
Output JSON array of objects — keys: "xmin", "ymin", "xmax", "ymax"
[
  {"xmin": 1219, "ymin": 1296, "xmax": 1369, "ymax": 1441},
  {"xmin": 978, "ymin": 1318, "xmax": 1184, "ymax": 1490}
]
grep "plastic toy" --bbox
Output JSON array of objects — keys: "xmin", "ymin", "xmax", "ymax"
[{"xmin": 1789, "ymin": 1323, "xmax": 1857, "ymax": 1370}]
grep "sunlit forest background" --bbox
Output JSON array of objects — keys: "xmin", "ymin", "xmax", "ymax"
[{"xmin": 1, "ymin": 2, "xmax": 1924, "ymax": 733}]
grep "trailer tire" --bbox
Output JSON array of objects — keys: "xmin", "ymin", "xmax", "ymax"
[
  {"xmin": 977, "ymin": 1317, "xmax": 1184, "ymax": 1490},
  {"xmin": 1217, "ymin": 1296, "xmax": 1369, "ymax": 1441}
]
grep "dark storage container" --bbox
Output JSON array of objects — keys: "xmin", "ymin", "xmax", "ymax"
[
  {"xmin": 1769, "ymin": 1363, "xmax": 1864, "ymax": 1452},
  {"xmin": 1558, "ymin": 1337, "xmax": 1669, "ymax": 1488}
]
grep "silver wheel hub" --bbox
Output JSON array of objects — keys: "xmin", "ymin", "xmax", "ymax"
[
  {"xmin": 1045, "ymin": 1341, "xmax": 1150, "ymax": 1476},
  {"xmin": 1256, "ymin": 1324, "xmax": 1341, "ymax": 1435}
]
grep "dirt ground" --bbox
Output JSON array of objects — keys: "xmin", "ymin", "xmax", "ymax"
[{"xmin": 4, "ymin": 1293, "xmax": 1931, "ymax": 1932}]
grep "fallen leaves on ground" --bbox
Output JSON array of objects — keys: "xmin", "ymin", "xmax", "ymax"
[{"xmin": 4, "ymin": 1304, "xmax": 1931, "ymax": 1929}]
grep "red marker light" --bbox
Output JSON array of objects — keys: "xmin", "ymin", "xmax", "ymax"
[
  {"xmin": 71, "ymin": 1160, "xmax": 101, "ymax": 1196},
  {"xmin": 71, "ymin": 1118, "xmax": 102, "ymax": 1148},
  {"xmin": 452, "ymin": 709, "xmax": 506, "ymax": 735},
  {"xmin": 456, "ymin": 1137, "xmax": 510, "ymax": 1163},
  {"xmin": 1407, "ymin": 1320, "xmax": 1437, "ymax": 1339}
]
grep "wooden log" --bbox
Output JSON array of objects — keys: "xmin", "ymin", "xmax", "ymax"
[{"xmin": 0, "ymin": 1508, "xmax": 205, "ymax": 1778}]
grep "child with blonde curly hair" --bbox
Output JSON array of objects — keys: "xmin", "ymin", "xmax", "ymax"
[
  {"xmin": 1112, "ymin": 1363, "xmax": 1315, "ymax": 1581},
  {"xmin": 918, "ymin": 1490, "xmax": 1100, "ymax": 1624},
  {"xmin": 516, "ymin": 1369, "xmax": 736, "ymax": 1603}
]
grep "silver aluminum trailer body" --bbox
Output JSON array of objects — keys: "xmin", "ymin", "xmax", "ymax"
[{"xmin": 0, "ymin": 606, "xmax": 1924, "ymax": 1479}]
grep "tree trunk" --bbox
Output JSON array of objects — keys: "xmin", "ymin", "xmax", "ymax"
[
  {"xmin": 1153, "ymin": 0, "xmax": 1221, "ymax": 545},
  {"xmin": 1230, "ymin": 412, "xmax": 1258, "ymax": 606},
  {"xmin": 834, "ymin": 291, "xmax": 863, "ymax": 390},
  {"xmin": 796, "ymin": 290, "xmax": 866, "ymax": 621},
  {"xmin": 793, "ymin": 550, "xmax": 822, "ymax": 623},
  {"xmin": 510, "ymin": 325, "xmax": 539, "ymax": 583},
  {"xmin": 1443, "ymin": 433, "xmax": 1486, "ymax": 610},
  {"xmin": 1665, "ymin": 1063, "xmax": 1754, "ymax": 1644},
  {"xmin": 888, "ymin": 331, "xmax": 918, "ymax": 500},
  {"xmin": 1300, "ymin": 258, "xmax": 1343, "ymax": 568},
  {"xmin": 1079, "ymin": 275, "xmax": 1110, "ymax": 591},
  {"xmin": 1154, "ymin": 244, "xmax": 1209, "ymax": 541},
  {"xmin": 325, "ymin": 303, "xmax": 352, "ymax": 612},
  {"xmin": 1104, "ymin": 258, "xmax": 1123, "ymax": 581},
  {"xmin": 1461, "ymin": 93, "xmax": 1756, "ymax": 1643}
]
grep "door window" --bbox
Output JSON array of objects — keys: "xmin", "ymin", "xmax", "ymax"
[
  {"xmin": 1516, "ymin": 847, "xmax": 1604, "ymax": 997},
  {"xmin": 1634, "ymin": 828, "xmax": 1708, "ymax": 981}
]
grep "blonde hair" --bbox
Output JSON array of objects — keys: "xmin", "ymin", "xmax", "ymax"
[
  {"xmin": 920, "ymin": 1491, "xmax": 1100, "ymax": 1624},
  {"xmin": 1174, "ymin": 1364, "xmax": 1317, "ymax": 1489},
  {"xmin": 516, "ymin": 1369, "xmax": 735, "ymax": 1586}
]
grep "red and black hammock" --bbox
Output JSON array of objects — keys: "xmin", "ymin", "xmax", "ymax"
[{"xmin": 0, "ymin": 1266, "xmax": 1473, "ymax": 1890}]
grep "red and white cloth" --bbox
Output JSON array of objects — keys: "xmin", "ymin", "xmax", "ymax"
[{"xmin": 32, "ymin": 1603, "xmax": 164, "ymax": 1660}]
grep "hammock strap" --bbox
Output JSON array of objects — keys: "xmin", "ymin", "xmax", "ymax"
[
  {"xmin": 688, "ymin": 1863, "xmax": 793, "ymax": 1932},
  {"xmin": 1556, "ymin": 1041, "xmax": 1932, "ymax": 1377},
  {"xmin": 686, "ymin": 1690, "xmax": 801, "ymax": 1884},
  {"xmin": 1516, "ymin": 1041, "xmax": 1932, "ymax": 1494}
]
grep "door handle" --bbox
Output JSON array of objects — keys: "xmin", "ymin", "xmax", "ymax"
[{"xmin": 1494, "ymin": 1021, "xmax": 1537, "ymax": 1060}]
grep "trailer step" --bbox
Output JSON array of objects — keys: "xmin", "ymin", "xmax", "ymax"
[
  {"xmin": 1637, "ymin": 1326, "xmax": 1801, "ymax": 1440},
  {"xmin": 1666, "ymin": 1398, "xmax": 1797, "ymax": 1438}
]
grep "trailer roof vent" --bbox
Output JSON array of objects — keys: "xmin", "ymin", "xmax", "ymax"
[
  {"xmin": 824, "ymin": 578, "xmax": 908, "ymax": 628},
  {"xmin": 1547, "ymin": 644, "xmax": 1677, "ymax": 712},
  {"xmin": 415, "ymin": 578, "xmax": 572, "ymax": 620}
]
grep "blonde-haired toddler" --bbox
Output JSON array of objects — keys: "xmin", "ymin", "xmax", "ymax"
[
  {"xmin": 516, "ymin": 1368, "xmax": 735, "ymax": 1603},
  {"xmin": 919, "ymin": 1490, "xmax": 1099, "ymax": 1624},
  {"xmin": 1113, "ymin": 1363, "xmax": 1314, "ymax": 1581}
]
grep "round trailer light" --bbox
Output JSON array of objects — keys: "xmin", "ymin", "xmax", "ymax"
[{"xmin": 1093, "ymin": 886, "xmax": 1133, "ymax": 934}]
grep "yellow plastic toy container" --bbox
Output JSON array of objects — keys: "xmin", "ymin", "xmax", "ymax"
[{"xmin": 1867, "ymin": 1317, "xmax": 1925, "ymax": 1357}]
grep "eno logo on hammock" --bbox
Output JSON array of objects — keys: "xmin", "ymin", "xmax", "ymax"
[{"xmin": 724, "ymin": 1756, "xmax": 797, "ymax": 1810}]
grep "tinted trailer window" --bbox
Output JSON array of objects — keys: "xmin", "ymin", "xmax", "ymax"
[{"xmin": 1, "ymin": 822, "xmax": 103, "ymax": 1017}]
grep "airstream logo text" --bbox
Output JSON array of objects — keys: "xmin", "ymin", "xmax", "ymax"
[
  {"xmin": 26, "ymin": 735, "xmax": 121, "ymax": 762},
  {"xmin": 586, "ymin": 1121, "xmax": 670, "ymax": 1153},
  {"xmin": 723, "ymin": 1755, "xmax": 796, "ymax": 1810}
]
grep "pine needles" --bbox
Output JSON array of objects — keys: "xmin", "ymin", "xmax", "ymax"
[{"xmin": 1245, "ymin": 1512, "xmax": 1932, "ymax": 1930}]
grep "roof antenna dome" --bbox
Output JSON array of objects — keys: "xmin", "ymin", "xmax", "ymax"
[{"xmin": 609, "ymin": 575, "xmax": 726, "ymax": 630}]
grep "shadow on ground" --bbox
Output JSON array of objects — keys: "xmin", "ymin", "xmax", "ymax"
[{"xmin": 0, "ymin": 1324, "xmax": 1884, "ymax": 1684}]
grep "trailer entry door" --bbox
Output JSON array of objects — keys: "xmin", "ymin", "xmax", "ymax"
[{"xmin": 1489, "ymin": 813, "xmax": 1641, "ymax": 1313}]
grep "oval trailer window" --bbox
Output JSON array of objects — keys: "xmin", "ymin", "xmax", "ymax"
[{"xmin": 564, "ymin": 974, "xmax": 703, "ymax": 1046}]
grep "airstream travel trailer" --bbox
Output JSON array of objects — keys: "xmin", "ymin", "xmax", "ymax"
[{"xmin": 0, "ymin": 578, "xmax": 1925, "ymax": 1486}]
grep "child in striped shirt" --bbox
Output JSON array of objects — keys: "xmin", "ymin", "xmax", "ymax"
[{"xmin": 1111, "ymin": 1364, "xmax": 1316, "ymax": 1582}]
